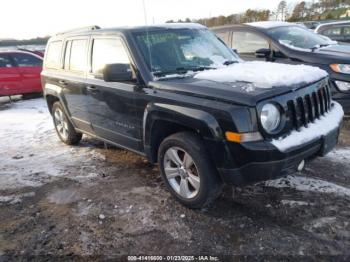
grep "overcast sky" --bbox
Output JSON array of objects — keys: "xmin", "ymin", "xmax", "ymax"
[{"xmin": 1, "ymin": 0, "xmax": 291, "ymax": 39}]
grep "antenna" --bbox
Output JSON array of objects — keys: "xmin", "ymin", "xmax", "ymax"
[{"xmin": 142, "ymin": 0, "xmax": 153, "ymax": 74}]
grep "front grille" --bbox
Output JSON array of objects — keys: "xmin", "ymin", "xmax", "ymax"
[{"xmin": 286, "ymin": 82, "xmax": 331, "ymax": 131}]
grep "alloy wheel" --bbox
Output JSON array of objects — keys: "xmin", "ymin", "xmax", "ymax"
[
  {"xmin": 163, "ymin": 147, "xmax": 200, "ymax": 199},
  {"xmin": 54, "ymin": 108, "xmax": 69, "ymax": 140}
]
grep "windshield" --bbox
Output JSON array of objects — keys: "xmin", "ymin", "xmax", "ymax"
[
  {"xmin": 267, "ymin": 26, "xmax": 334, "ymax": 50},
  {"xmin": 132, "ymin": 28, "xmax": 239, "ymax": 78}
]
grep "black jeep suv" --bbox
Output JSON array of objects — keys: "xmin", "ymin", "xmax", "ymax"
[{"xmin": 42, "ymin": 23, "xmax": 343, "ymax": 208}]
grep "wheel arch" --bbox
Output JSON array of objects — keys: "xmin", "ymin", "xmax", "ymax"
[{"xmin": 143, "ymin": 103, "xmax": 225, "ymax": 164}]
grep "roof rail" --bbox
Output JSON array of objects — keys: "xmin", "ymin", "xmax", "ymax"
[{"xmin": 56, "ymin": 25, "xmax": 101, "ymax": 35}]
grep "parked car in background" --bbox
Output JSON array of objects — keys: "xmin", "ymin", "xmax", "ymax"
[
  {"xmin": 0, "ymin": 50, "xmax": 43, "ymax": 97},
  {"xmin": 212, "ymin": 21, "xmax": 350, "ymax": 114},
  {"xmin": 42, "ymin": 24, "xmax": 343, "ymax": 208},
  {"xmin": 315, "ymin": 20, "xmax": 350, "ymax": 43}
]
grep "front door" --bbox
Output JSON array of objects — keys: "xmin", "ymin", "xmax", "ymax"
[
  {"xmin": 0, "ymin": 53, "xmax": 22, "ymax": 96},
  {"xmin": 86, "ymin": 36, "xmax": 142, "ymax": 152},
  {"xmin": 231, "ymin": 30, "xmax": 270, "ymax": 61},
  {"xmin": 11, "ymin": 52, "xmax": 43, "ymax": 94}
]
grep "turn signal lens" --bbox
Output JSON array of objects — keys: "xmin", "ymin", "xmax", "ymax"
[{"xmin": 225, "ymin": 131, "xmax": 263, "ymax": 143}]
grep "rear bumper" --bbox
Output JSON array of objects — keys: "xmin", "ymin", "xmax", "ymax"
[{"xmin": 218, "ymin": 126, "xmax": 340, "ymax": 186}]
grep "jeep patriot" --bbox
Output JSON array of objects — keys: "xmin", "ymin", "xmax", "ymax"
[{"xmin": 42, "ymin": 23, "xmax": 344, "ymax": 208}]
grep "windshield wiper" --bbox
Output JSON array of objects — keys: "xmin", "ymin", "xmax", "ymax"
[
  {"xmin": 153, "ymin": 66, "xmax": 214, "ymax": 77},
  {"xmin": 311, "ymin": 44, "xmax": 329, "ymax": 52},
  {"xmin": 223, "ymin": 60, "xmax": 238, "ymax": 66}
]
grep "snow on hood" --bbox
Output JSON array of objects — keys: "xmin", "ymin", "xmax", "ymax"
[{"xmin": 194, "ymin": 61, "xmax": 328, "ymax": 89}]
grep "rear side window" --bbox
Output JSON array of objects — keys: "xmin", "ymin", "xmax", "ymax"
[
  {"xmin": 91, "ymin": 38, "xmax": 131, "ymax": 74},
  {"xmin": 0, "ymin": 54, "xmax": 12, "ymax": 68},
  {"xmin": 232, "ymin": 31, "xmax": 269, "ymax": 54},
  {"xmin": 12, "ymin": 53, "xmax": 42, "ymax": 67},
  {"xmin": 68, "ymin": 39, "xmax": 88, "ymax": 72},
  {"xmin": 45, "ymin": 41, "xmax": 62, "ymax": 69}
]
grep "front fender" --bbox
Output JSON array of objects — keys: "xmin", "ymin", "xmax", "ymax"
[
  {"xmin": 143, "ymin": 103, "xmax": 234, "ymax": 168},
  {"xmin": 143, "ymin": 103, "xmax": 223, "ymax": 144}
]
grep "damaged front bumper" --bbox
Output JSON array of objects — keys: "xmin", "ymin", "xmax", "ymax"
[{"xmin": 217, "ymin": 102, "xmax": 343, "ymax": 186}]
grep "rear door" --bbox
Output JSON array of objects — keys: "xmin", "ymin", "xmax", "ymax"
[
  {"xmin": 61, "ymin": 37, "xmax": 94, "ymax": 133},
  {"xmin": 231, "ymin": 30, "xmax": 270, "ymax": 61},
  {"xmin": 11, "ymin": 52, "xmax": 43, "ymax": 94},
  {"xmin": 0, "ymin": 53, "xmax": 22, "ymax": 96}
]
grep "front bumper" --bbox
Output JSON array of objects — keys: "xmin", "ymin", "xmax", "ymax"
[{"xmin": 218, "ymin": 126, "xmax": 340, "ymax": 186}]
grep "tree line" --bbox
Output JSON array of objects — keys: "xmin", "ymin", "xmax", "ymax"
[{"xmin": 167, "ymin": 0, "xmax": 350, "ymax": 27}]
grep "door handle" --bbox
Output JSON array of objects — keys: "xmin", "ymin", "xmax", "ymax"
[
  {"xmin": 86, "ymin": 86, "xmax": 99, "ymax": 93},
  {"xmin": 58, "ymin": 80, "xmax": 67, "ymax": 86}
]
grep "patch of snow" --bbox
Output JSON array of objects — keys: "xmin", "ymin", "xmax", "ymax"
[
  {"xmin": 271, "ymin": 102, "xmax": 343, "ymax": 152},
  {"xmin": 279, "ymin": 40, "xmax": 311, "ymax": 52},
  {"xmin": 265, "ymin": 175, "xmax": 350, "ymax": 198},
  {"xmin": 247, "ymin": 21, "xmax": 295, "ymax": 29},
  {"xmin": 279, "ymin": 40, "xmax": 337, "ymax": 52},
  {"xmin": 194, "ymin": 61, "xmax": 328, "ymax": 89},
  {"xmin": 99, "ymin": 214, "xmax": 105, "ymax": 220},
  {"xmin": 154, "ymin": 71, "xmax": 196, "ymax": 81},
  {"xmin": 0, "ymin": 192, "xmax": 35, "ymax": 205},
  {"xmin": 325, "ymin": 147, "xmax": 350, "ymax": 163},
  {"xmin": 0, "ymin": 98, "xmax": 104, "ymax": 190}
]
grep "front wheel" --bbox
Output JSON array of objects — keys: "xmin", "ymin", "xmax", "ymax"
[
  {"xmin": 158, "ymin": 132, "xmax": 223, "ymax": 209},
  {"xmin": 52, "ymin": 102, "xmax": 82, "ymax": 145}
]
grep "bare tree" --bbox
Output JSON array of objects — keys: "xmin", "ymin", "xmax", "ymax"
[{"xmin": 277, "ymin": 1, "xmax": 287, "ymax": 21}]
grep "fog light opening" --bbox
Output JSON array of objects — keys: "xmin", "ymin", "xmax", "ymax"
[{"xmin": 297, "ymin": 160, "xmax": 305, "ymax": 172}]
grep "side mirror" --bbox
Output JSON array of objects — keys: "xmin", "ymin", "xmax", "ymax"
[
  {"xmin": 232, "ymin": 48, "xmax": 238, "ymax": 54},
  {"xmin": 255, "ymin": 48, "xmax": 271, "ymax": 58},
  {"xmin": 103, "ymin": 63, "xmax": 133, "ymax": 82}
]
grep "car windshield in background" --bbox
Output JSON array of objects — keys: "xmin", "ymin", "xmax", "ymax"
[
  {"xmin": 133, "ymin": 28, "xmax": 239, "ymax": 77},
  {"xmin": 267, "ymin": 26, "xmax": 334, "ymax": 51}
]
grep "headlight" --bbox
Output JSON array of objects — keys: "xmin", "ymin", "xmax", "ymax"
[
  {"xmin": 335, "ymin": 80, "xmax": 350, "ymax": 91},
  {"xmin": 260, "ymin": 103, "xmax": 281, "ymax": 133},
  {"xmin": 330, "ymin": 64, "xmax": 350, "ymax": 74}
]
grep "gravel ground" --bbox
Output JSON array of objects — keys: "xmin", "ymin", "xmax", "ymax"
[{"xmin": 0, "ymin": 97, "xmax": 349, "ymax": 261}]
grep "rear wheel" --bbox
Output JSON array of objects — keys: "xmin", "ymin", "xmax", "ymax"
[
  {"xmin": 52, "ymin": 102, "xmax": 82, "ymax": 145},
  {"xmin": 158, "ymin": 132, "xmax": 223, "ymax": 209}
]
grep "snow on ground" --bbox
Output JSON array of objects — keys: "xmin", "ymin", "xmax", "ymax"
[
  {"xmin": 194, "ymin": 61, "xmax": 328, "ymax": 89},
  {"xmin": 272, "ymin": 101, "xmax": 344, "ymax": 152},
  {"xmin": 325, "ymin": 147, "xmax": 350, "ymax": 163},
  {"xmin": 265, "ymin": 174, "xmax": 350, "ymax": 198},
  {"xmin": 0, "ymin": 98, "xmax": 104, "ymax": 191}
]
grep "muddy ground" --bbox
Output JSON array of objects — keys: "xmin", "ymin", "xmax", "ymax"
[{"xmin": 0, "ymin": 97, "xmax": 349, "ymax": 261}]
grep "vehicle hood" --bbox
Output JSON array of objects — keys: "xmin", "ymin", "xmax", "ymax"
[
  {"xmin": 150, "ymin": 61, "xmax": 328, "ymax": 106},
  {"xmin": 313, "ymin": 44, "xmax": 350, "ymax": 62}
]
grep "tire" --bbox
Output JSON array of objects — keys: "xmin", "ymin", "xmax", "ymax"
[
  {"xmin": 52, "ymin": 101, "xmax": 82, "ymax": 145},
  {"xmin": 158, "ymin": 131, "xmax": 223, "ymax": 209}
]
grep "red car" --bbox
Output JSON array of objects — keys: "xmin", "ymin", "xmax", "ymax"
[{"xmin": 0, "ymin": 50, "xmax": 43, "ymax": 97}]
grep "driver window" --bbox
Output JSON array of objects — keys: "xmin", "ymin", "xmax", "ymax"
[
  {"xmin": 232, "ymin": 31, "xmax": 269, "ymax": 54},
  {"xmin": 91, "ymin": 38, "xmax": 131, "ymax": 74}
]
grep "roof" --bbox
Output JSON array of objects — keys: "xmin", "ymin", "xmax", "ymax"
[
  {"xmin": 53, "ymin": 23, "xmax": 207, "ymax": 37},
  {"xmin": 246, "ymin": 21, "xmax": 296, "ymax": 29}
]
